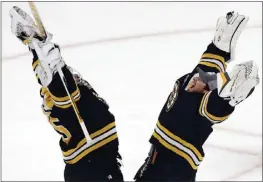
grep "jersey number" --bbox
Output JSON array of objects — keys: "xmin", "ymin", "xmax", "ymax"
[{"xmin": 49, "ymin": 116, "xmax": 72, "ymax": 144}]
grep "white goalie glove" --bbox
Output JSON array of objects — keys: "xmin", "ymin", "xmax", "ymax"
[
  {"xmin": 32, "ymin": 40, "xmax": 65, "ymax": 87},
  {"xmin": 213, "ymin": 11, "xmax": 249, "ymax": 61},
  {"xmin": 217, "ymin": 60, "xmax": 260, "ymax": 107},
  {"xmin": 9, "ymin": 6, "xmax": 64, "ymax": 87}
]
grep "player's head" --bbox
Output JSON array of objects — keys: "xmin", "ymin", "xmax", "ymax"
[
  {"xmin": 187, "ymin": 68, "xmax": 217, "ymax": 93},
  {"xmin": 187, "ymin": 77, "xmax": 208, "ymax": 93}
]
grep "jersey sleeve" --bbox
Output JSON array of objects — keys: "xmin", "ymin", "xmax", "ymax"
[
  {"xmin": 199, "ymin": 89, "xmax": 235, "ymax": 124},
  {"xmin": 47, "ymin": 66, "xmax": 81, "ymax": 109},
  {"xmin": 31, "ymin": 48, "xmax": 80, "ymax": 109},
  {"xmin": 194, "ymin": 42, "xmax": 231, "ymax": 74}
]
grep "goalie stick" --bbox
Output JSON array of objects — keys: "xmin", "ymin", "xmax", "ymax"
[{"xmin": 28, "ymin": 1, "xmax": 92, "ymax": 142}]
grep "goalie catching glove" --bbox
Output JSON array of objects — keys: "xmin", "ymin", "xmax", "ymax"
[
  {"xmin": 198, "ymin": 60, "xmax": 260, "ymax": 107},
  {"xmin": 217, "ymin": 60, "xmax": 259, "ymax": 107},
  {"xmin": 9, "ymin": 6, "xmax": 64, "ymax": 87}
]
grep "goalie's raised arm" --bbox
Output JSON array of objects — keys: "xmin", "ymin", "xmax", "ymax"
[
  {"xmin": 9, "ymin": 6, "xmax": 79, "ymax": 100},
  {"xmin": 9, "ymin": 6, "xmax": 124, "ymax": 181},
  {"xmin": 193, "ymin": 11, "xmax": 249, "ymax": 74}
]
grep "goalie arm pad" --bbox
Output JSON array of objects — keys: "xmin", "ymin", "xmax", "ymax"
[
  {"xmin": 31, "ymin": 50, "xmax": 81, "ymax": 109},
  {"xmin": 199, "ymin": 89, "xmax": 235, "ymax": 124}
]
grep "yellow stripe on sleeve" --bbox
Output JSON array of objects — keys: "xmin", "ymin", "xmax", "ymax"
[
  {"xmin": 199, "ymin": 92, "xmax": 208, "ymax": 116},
  {"xmin": 199, "ymin": 61, "xmax": 223, "ymax": 73},
  {"xmin": 50, "ymin": 87, "xmax": 80, "ymax": 102},
  {"xmin": 201, "ymin": 53, "xmax": 226, "ymax": 68},
  {"xmin": 32, "ymin": 60, "xmax": 40, "ymax": 70},
  {"xmin": 53, "ymin": 95, "xmax": 81, "ymax": 109},
  {"xmin": 203, "ymin": 92, "xmax": 230, "ymax": 122}
]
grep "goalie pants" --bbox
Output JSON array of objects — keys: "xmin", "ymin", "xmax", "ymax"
[
  {"xmin": 134, "ymin": 145, "xmax": 196, "ymax": 182},
  {"xmin": 64, "ymin": 153, "xmax": 123, "ymax": 182}
]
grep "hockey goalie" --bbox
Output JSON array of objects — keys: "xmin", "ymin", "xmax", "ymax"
[
  {"xmin": 9, "ymin": 6, "xmax": 124, "ymax": 182},
  {"xmin": 134, "ymin": 12, "xmax": 260, "ymax": 181}
]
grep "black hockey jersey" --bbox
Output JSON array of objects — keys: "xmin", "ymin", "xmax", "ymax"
[
  {"xmin": 149, "ymin": 43, "xmax": 235, "ymax": 176},
  {"xmin": 31, "ymin": 50, "xmax": 119, "ymax": 165}
]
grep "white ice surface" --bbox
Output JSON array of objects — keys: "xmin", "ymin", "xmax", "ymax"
[{"xmin": 2, "ymin": 2, "xmax": 262, "ymax": 181}]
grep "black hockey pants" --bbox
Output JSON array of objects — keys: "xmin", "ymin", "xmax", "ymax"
[
  {"xmin": 64, "ymin": 153, "xmax": 123, "ymax": 182},
  {"xmin": 134, "ymin": 145, "xmax": 196, "ymax": 182}
]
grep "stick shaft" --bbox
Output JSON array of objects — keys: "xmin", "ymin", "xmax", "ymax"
[{"xmin": 28, "ymin": 2, "xmax": 92, "ymax": 142}]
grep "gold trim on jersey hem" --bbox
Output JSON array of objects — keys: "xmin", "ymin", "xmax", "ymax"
[
  {"xmin": 152, "ymin": 132, "xmax": 198, "ymax": 170},
  {"xmin": 64, "ymin": 133, "xmax": 118, "ymax": 164},
  {"xmin": 156, "ymin": 121, "xmax": 203, "ymax": 161},
  {"xmin": 65, "ymin": 133, "xmax": 118, "ymax": 164},
  {"xmin": 63, "ymin": 122, "xmax": 116, "ymax": 156}
]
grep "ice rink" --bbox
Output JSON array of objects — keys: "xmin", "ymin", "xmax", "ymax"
[{"xmin": 2, "ymin": 2, "xmax": 262, "ymax": 181}]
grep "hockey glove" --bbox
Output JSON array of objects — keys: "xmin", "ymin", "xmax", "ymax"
[
  {"xmin": 213, "ymin": 11, "xmax": 249, "ymax": 61},
  {"xmin": 9, "ymin": 6, "xmax": 52, "ymax": 48},
  {"xmin": 217, "ymin": 60, "xmax": 259, "ymax": 107},
  {"xmin": 31, "ymin": 39, "xmax": 65, "ymax": 87}
]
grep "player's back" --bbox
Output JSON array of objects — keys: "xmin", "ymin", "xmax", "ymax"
[{"xmin": 40, "ymin": 66, "xmax": 119, "ymax": 166}]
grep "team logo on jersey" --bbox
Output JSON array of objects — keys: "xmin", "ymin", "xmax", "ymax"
[{"xmin": 166, "ymin": 81, "xmax": 180, "ymax": 112}]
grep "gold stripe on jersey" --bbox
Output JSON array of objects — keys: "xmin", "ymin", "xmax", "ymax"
[
  {"xmin": 50, "ymin": 87, "xmax": 81, "ymax": 109},
  {"xmin": 49, "ymin": 86, "xmax": 79, "ymax": 102},
  {"xmin": 33, "ymin": 60, "xmax": 40, "ymax": 82},
  {"xmin": 49, "ymin": 117, "xmax": 72, "ymax": 144},
  {"xmin": 201, "ymin": 53, "xmax": 226, "ymax": 66},
  {"xmin": 53, "ymin": 95, "xmax": 81, "ymax": 109},
  {"xmin": 90, "ymin": 122, "xmax": 116, "ymax": 139},
  {"xmin": 200, "ymin": 91, "xmax": 230, "ymax": 123},
  {"xmin": 152, "ymin": 132, "xmax": 198, "ymax": 170},
  {"xmin": 41, "ymin": 87, "xmax": 48, "ymax": 97},
  {"xmin": 63, "ymin": 122, "xmax": 116, "ymax": 156},
  {"xmin": 220, "ymin": 72, "xmax": 227, "ymax": 86},
  {"xmin": 23, "ymin": 39, "xmax": 30, "ymax": 45},
  {"xmin": 32, "ymin": 60, "xmax": 40, "ymax": 70},
  {"xmin": 62, "ymin": 122, "xmax": 118, "ymax": 164},
  {"xmin": 41, "ymin": 106, "xmax": 51, "ymax": 116},
  {"xmin": 201, "ymin": 54, "xmax": 226, "ymax": 72},
  {"xmin": 199, "ymin": 61, "xmax": 224, "ymax": 73},
  {"xmin": 65, "ymin": 133, "xmax": 118, "ymax": 164},
  {"xmin": 199, "ymin": 92, "xmax": 209, "ymax": 117},
  {"xmin": 156, "ymin": 121, "xmax": 203, "ymax": 161}
]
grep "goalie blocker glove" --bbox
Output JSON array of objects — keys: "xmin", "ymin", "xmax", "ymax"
[{"xmin": 213, "ymin": 11, "xmax": 249, "ymax": 61}]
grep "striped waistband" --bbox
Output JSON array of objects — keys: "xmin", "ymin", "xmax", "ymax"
[{"xmin": 152, "ymin": 121, "xmax": 204, "ymax": 170}]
